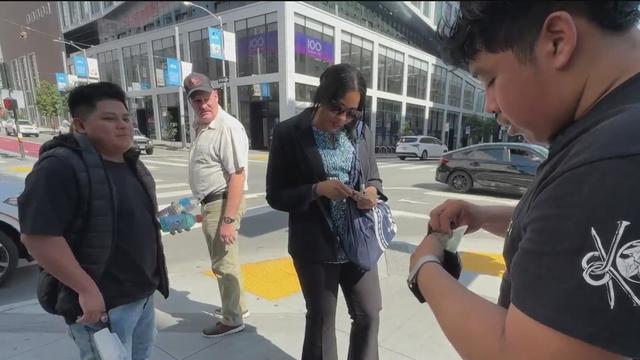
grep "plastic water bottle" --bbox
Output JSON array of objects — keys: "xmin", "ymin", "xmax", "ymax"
[
  {"xmin": 157, "ymin": 197, "xmax": 200, "ymax": 218},
  {"xmin": 158, "ymin": 197, "xmax": 202, "ymax": 234},
  {"xmin": 159, "ymin": 213, "xmax": 203, "ymax": 234}
]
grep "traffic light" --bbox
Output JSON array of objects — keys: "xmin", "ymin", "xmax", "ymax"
[{"xmin": 3, "ymin": 98, "xmax": 17, "ymax": 110}]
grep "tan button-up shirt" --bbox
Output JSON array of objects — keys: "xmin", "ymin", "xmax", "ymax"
[{"xmin": 188, "ymin": 108, "xmax": 249, "ymax": 200}]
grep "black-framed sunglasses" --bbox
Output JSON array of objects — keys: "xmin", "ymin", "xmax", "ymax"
[{"xmin": 327, "ymin": 102, "xmax": 363, "ymax": 121}]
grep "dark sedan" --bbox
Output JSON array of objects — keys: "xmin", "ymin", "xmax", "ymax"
[{"xmin": 435, "ymin": 143, "xmax": 549, "ymax": 194}]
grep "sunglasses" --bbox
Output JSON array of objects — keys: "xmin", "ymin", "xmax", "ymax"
[{"xmin": 327, "ymin": 102, "xmax": 363, "ymax": 121}]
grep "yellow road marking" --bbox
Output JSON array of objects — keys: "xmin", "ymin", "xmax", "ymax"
[
  {"xmin": 248, "ymin": 154, "xmax": 268, "ymax": 161},
  {"xmin": 459, "ymin": 251, "xmax": 506, "ymax": 277},
  {"xmin": 8, "ymin": 166, "xmax": 32, "ymax": 174}
]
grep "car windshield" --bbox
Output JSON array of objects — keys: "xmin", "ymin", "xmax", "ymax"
[
  {"xmin": 399, "ymin": 137, "xmax": 418, "ymax": 143},
  {"xmin": 134, "ymin": 129, "xmax": 142, "ymax": 136},
  {"xmin": 18, "ymin": 120, "xmax": 31, "ymax": 126},
  {"xmin": 530, "ymin": 145, "xmax": 549, "ymax": 158}
]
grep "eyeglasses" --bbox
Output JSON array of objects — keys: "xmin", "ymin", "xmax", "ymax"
[
  {"xmin": 327, "ymin": 102, "xmax": 363, "ymax": 121},
  {"xmin": 188, "ymin": 93, "xmax": 213, "ymax": 106}
]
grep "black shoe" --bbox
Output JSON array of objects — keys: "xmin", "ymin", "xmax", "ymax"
[{"xmin": 202, "ymin": 322, "xmax": 245, "ymax": 338}]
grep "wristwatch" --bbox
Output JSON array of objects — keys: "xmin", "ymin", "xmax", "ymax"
[
  {"xmin": 222, "ymin": 216, "xmax": 235, "ymax": 224},
  {"xmin": 407, "ymin": 255, "xmax": 442, "ymax": 303}
]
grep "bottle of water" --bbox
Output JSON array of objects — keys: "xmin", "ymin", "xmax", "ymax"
[{"xmin": 158, "ymin": 197, "xmax": 202, "ymax": 234}]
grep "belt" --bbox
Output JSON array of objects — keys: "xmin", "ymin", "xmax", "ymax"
[{"xmin": 201, "ymin": 191, "xmax": 228, "ymax": 205}]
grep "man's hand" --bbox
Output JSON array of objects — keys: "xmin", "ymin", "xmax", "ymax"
[
  {"xmin": 76, "ymin": 283, "xmax": 107, "ymax": 325},
  {"xmin": 429, "ymin": 199, "xmax": 485, "ymax": 235},
  {"xmin": 410, "ymin": 234, "xmax": 445, "ymax": 271},
  {"xmin": 220, "ymin": 222, "xmax": 237, "ymax": 245},
  {"xmin": 351, "ymin": 186, "xmax": 378, "ymax": 209},
  {"xmin": 317, "ymin": 180, "xmax": 354, "ymax": 200}
]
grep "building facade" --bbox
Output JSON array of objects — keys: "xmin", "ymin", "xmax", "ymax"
[
  {"xmin": 58, "ymin": 1, "xmax": 493, "ymax": 149},
  {"xmin": 0, "ymin": 1, "xmax": 66, "ymax": 125}
]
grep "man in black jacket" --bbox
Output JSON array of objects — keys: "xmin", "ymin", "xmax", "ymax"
[{"xmin": 18, "ymin": 82, "xmax": 169, "ymax": 360}]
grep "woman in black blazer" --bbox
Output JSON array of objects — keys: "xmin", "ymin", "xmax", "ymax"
[{"xmin": 266, "ymin": 64, "xmax": 384, "ymax": 360}]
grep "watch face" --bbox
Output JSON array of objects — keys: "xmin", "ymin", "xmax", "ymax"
[
  {"xmin": 407, "ymin": 279, "xmax": 426, "ymax": 303},
  {"xmin": 223, "ymin": 217, "xmax": 235, "ymax": 224}
]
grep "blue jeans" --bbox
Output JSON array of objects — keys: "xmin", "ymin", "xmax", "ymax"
[{"xmin": 68, "ymin": 296, "xmax": 156, "ymax": 360}]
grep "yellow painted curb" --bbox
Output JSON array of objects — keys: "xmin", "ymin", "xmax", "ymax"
[
  {"xmin": 204, "ymin": 257, "xmax": 301, "ymax": 301},
  {"xmin": 459, "ymin": 251, "xmax": 506, "ymax": 277},
  {"xmin": 8, "ymin": 166, "xmax": 32, "ymax": 174}
]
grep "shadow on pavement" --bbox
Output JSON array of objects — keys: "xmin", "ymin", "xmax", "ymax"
[
  {"xmin": 155, "ymin": 289, "xmax": 296, "ymax": 359},
  {"xmin": 0, "ymin": 264, "xmax": 39, "ymax": 307},
  {"xmin": 239, "ymin": 209, "xmax": 288, "ymax": 239}
]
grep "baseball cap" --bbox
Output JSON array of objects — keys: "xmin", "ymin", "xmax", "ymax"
[{"xmin": 183, "ymin": 72, "xmax": 215, "ymax": 98}]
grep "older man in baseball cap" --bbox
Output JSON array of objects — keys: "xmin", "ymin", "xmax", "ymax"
[{"xmin": 183, "ymin": 72, "xmax": 251, "ymax": 338}]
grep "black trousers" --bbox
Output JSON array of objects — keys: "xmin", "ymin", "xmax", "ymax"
[{"xmin": 293, "ymin": 260, "xmax": 382, "ymax": 360}]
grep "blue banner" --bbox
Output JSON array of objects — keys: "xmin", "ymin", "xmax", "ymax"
[
  {"xmin": 73, "ymin": 56, "xmax": 88, "ymax": 78},
  {"xmin": 55, "ymin": 73, "xmax": 67, "ymax": 91},
  {"xmin": 261, "ymin": 83, "xmax": 270, "ymax": 99},
  {"xmin": 208, "ymin": 27, "xmax": 223, "ymax": 60},
  {"xmin": 166, "ymin": 58, "xmax": 181, "ymax": 87}
]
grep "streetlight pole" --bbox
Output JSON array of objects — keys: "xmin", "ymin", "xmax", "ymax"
[{"xmin": 183, "ymin": 1, "xmax": 228, "ymax": 111}]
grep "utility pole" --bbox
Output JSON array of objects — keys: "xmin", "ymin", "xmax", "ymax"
[{"xmin": 175, "ymin": 26, "xmax": 186, "ymax": 148}]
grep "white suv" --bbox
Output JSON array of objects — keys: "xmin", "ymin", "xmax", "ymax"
[{"xmin": 395, "ymin": 135, "xmax": 448, "ymax": 160}]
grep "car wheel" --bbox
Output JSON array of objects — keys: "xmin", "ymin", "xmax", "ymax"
[
  {"xmin": 35, "ymin": 134, "xmax": 39, "ymax": 137},
  {"xmin": 0, "ymin": 230, "xmax": 19, "ymax": 286},
  {"xmin": 398, "ymin": 156, "xmax": 406, "ymax": 160},
  {"xmin": 146, "ymin": 147, "xmax": 154, "ymax": 155},
  {"xmin": 421, "ymin": 150, "xmax": 429, "ymax": 160},
  {"xmin": 448, "ymin": 171, "xmax": 473, "ymax": 193}
]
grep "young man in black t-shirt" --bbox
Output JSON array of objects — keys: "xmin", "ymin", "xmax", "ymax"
[
  {"xmin": 409, "ymin": 2, "xmax": 640, "ymax": 359},
  {"xmin": 18, "ymin": 83, "xmax": 169, "ymax": 360}
]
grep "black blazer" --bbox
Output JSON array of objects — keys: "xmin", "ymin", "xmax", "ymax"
[{"xmin": 266, "ymin": 108, "xmax": 385, "ymax": 262}]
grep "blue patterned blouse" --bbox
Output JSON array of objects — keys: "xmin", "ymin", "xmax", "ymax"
[{"xmin": 313, "ymin": 127, "xmax": 355, "ymax": 263}]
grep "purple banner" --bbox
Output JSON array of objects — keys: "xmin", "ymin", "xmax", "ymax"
[
  {"xmin": 294, "ymin": 32, "xmax": 334, "ymax": 64},
  {"xmin": 237, "ymin": 30, "xmax": 278, "ymax": 57}
]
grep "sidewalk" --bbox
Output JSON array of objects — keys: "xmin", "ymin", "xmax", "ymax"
[{"xmin": 0, "ymin": 236, "xmax": 503, "ymax": 360}]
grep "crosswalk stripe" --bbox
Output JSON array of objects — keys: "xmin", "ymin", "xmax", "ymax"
[
  {"xmin": 155, "ymin": 179, "xmax": 166, "ymax": 183},
  {"xmin": 156, "ymin": 190, "xmax": 193, "ymax": 199},
  {"xmin": 145, "ymin": 165, "xmax": 159, "ymax": 170},
  {"xmin": 156, "ymin": 183, "xmax": 189, "ymax": 189},
  {"xmin": 377, "ymin": 163, "xmax": 405, "ymax": 169},
  {"xmin": 143, "ymin": 160, "xmax": 188, "ymax": 167},
  {"xmin": 399, "ymin": 165, "xmax": 437, "ymax": 171}
]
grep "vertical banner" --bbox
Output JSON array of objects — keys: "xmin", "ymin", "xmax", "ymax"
[
  {"xmin": 223, "ymin": 31, "xmax": 236, "ymax": 63},
  {"xmin": 55, "ymin": 73, "xmax": 68, "ymax": 91},
  {"xmin": 73, "ymin": 56, "xmax": 88, "ymax": 78},
  {"xmin": 208, "ymin": 27, "xmax": 223, "ymax": 60},
  {"xmin": 166, "ymin": 58, "xmax": 181, "ymax": 86},
  {"xmin": 181, "ymin": 61, "xmax": 193, "ymax": 82},
  {"xmin": 87, "ymin": 58, "xmax": 100, "ymax": 79}
]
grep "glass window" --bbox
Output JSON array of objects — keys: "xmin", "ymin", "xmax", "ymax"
[
  {"xmin": 295, "ymin": 83, "xmax": 317, "ymax": 102},
  {"xmin": 237, "ymin": 83, "xmax": 280, "ymax": 149},
  {"xmin": 422, "ymin": 2, "xmax": 432, "ymax": 18},
  {"xmin": 61, "ymin": 2, "xmax": 70, "ymax": 28},
  {"xmin": 407, "ymin": 56, "xmax": 429, "ymax": 99},
  {"xmin": 430, "ymin": 65, "xmax": 446, "ymax": 104},
  {"xmin": 97, "ymin": 49, "xmax": 121, "ymax": 85},
  {"xmin": 447, "ymin": 74, "xmax": 462, "ymax": 107},
  {"xmin": 445, "ymin": 111, "xmax": 459, "ymax": 150},
  {"xmin": 188, "ymin": 27, "xmax": 230, "ymax": 83},
  {"xmin": 341, "ymin": 31, "xmax": 373, "ymax": 86},
  {"xmin": 69, "ymin": 2, "xmax": 79, "ymax": 25},
  {"xmin": 91, "ymin": 1, "xmax": 101, "ymax": 15},
  {"xmin": 471, "ymin": 148, "xmax": 504, "ymax": 161},
  {"xmin": 400, "ymin": 137, "xmax": 418, "ymax": 143},
  {"xmin": 475, "ymin": 91, "xmax": 485, "ymax": 113},
  {"xmin": 294, "ymin": 14, "xmax": 335, "ymax": 77},
  {"xmin": 153, "ymin": 36, "xmax": 175, "ymax": 88},
  {"xmin": 463, "ymin": 81, "xmax": 475, "ymax": 110},
  {"xmin": 158, "ymin": 93, "xmax": 181, "ymax": 141},
  {"xmin": 123, "ymin": 43, "xmax": 151, "ymax": 91},
  {"xmin": 435, "ymin": 1, "xmax": 443, "ymax": 27},
  {"xmin": 129, "ymin": 96, "xmax": 156, "ymax": 140},
  {"xmin": 510, "ymin": 148, "xmax": 542, "ymax": 166},
  {"xmin": 235, "ymin": 13, "xmax": 278, "ymax": 77},
  {"xmin": 405, "ymin": 104, "xmax": 425, "ymax": 135},
  {"xmin": 377, "ymin": 46, "xmax": 403, "ymax": 94},
  {"xmin": 427, "ymin": 108, "xmax": 444, "ymax": 138},
  {"xmin": 376, "ymin": 98, "xmax": 402, "ymax": 146}
]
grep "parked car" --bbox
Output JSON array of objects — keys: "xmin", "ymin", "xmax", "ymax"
[
  {"xmin": 58, "ymin": 120, "xmax": 71, "ymax": 135},
  {"xmin": 395, "ymin": 135, "xmax": 448, "ymax": 160},
  {"xmin": 0, "ymin": 174, "xmax": 31, "ymax": 286},
  {"xmin": 435, "ymin": 143, "xmax": 549, "ymax": 194},
  {"xmin": 133, "ymin": 128, "xmax": 154, "ymax": 155},
  {"xmin": 4, "ymin": 120, "xmax": 39, "ymax": 137}
]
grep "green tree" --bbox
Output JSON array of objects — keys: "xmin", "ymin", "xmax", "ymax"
[{"xmin": 35, "ymin": 81, "xmax": 66, "ymax": 128}]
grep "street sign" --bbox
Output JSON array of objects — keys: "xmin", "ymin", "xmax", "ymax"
[
  {"xmin": 55, "ymin": 73, "xmax": 68, "ymax": 91},
  {"xmin": 73, "ymin": 55, "xmax": 88, "ymax": 78},
  {"xmin": 208, "ymin": 27, "xmax": 223, "ymax": 60},
  {"xmin": 465, "ymin": 126, "xmax": 471, "ymax": 135},
  {"xmin": 180, "ymin": 61, "xmax": 192, "ymax": 82},
  {"xmin": 217, "ymin": 77, "xmax": 229, "ymax": 84},
  {"xmin": 223, "ymin": 31, "xmax": 236, "ymax": 63}
]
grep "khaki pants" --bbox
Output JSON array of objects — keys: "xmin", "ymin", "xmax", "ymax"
[{"xmin": 202, "ymin": 196, "xmax": 247, "ymax": 326}]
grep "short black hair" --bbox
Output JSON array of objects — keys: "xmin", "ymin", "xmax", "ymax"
[
  {"xmin": 68, "ymin": 82, "xmax": 128, "ymax": 119},
  {"xmin": 313, "ymin": 63, "xmax": 368, "ymax": 121},
  {"xmin": 440, "ymin": 1, "xmax": 640, "ymax": 68}
]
